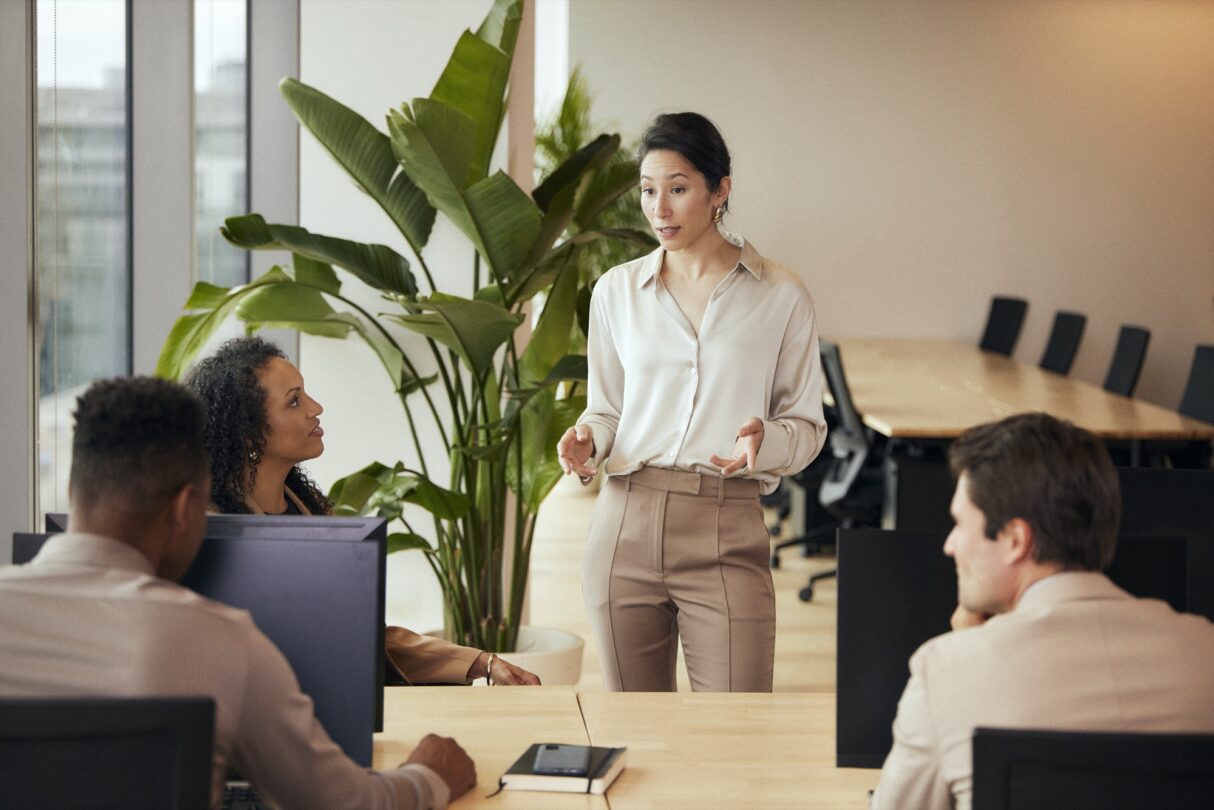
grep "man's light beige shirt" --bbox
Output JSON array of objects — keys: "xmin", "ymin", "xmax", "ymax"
[
  {"xmin": 0, "ymin": 533, "xmax": 449, "ymax": 810},
  {"xmin": 579, "ymin": 232, "xmax": 826, "ymax": 493}
]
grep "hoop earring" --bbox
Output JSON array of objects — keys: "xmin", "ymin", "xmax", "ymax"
[{"xmin": 712, "ymin": 206, "xmax": 724, "ymax": 223}]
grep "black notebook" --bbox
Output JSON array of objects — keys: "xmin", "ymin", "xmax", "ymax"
[{"xmin": 499, "ymin": 743, "xmax": 627, "ymax": 794}]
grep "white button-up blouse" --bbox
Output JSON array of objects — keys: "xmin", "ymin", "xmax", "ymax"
[{"xmin": 577, "ymin": 232, "xmax": 827, "ymax": 495}]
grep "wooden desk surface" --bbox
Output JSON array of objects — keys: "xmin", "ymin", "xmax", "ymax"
[
  {"xmin": 835, "ymin": 339, "xmax": 1214, "ymax": 440},
  {"xmin": 374, "ymin": 689, "xmax": 877, "ymax": 809},
  {"xmin": 578, "ymin": 692, "xmax": 876, "ymax": 810},
  {"xmin": 373, "ymin": 687, "xmax": 606, "ymax": 808}
]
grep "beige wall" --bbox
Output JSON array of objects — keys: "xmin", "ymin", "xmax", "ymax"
[{"xmin": 569, "ymin": 0, "xmax": 1214, "ymax": 407}]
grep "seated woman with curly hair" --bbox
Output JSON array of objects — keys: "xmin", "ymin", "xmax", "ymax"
[{"xmin": 185, "ymin": 335, "xmax": 540, "ymax": 686}]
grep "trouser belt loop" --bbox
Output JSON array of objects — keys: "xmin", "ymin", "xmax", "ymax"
[
  {"xmin": 625, "ymin": 474, "xmax": 633, "ymax": 492},
  {"xmin": 717, "ymin": 477, "xmax": 725, "ymax": 507}
]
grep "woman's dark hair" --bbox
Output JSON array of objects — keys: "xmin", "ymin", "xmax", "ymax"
[
  {"xmin": 183, "ymin": 336, "xmax": 332, "ymax": 515},
  {"xmin": 638, "ymin": 112, "xmax": 732, "ymax": 212}
]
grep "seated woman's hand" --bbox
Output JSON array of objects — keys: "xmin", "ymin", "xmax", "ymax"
[{"xmin": 472, "ymin": 651, "xmax": 542, "ymax": 685}]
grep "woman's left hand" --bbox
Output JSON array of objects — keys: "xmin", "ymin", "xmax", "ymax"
[
  {"xmin": 472, "ymin": 651, "xmax": 542, "ymax": 685},
  {"xmin": 708, "ymin": 418, "xmax": 764, "ymax": 476}
]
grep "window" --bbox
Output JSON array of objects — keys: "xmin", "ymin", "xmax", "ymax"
[
  {"xmin": 195, "ymin": 0, "xmax": 249, "ymax": 287},
  {"xmin": 36, "ymin": 0, "xmax": 129, "ymax": 514}
]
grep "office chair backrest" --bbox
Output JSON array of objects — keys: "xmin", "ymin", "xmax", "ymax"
[
  {"xmin": 0, "ymin": 696, "xmax": 214, "ymax": 809},
  {"xmin": 979, "ymin": 296, "xmax": 1028, "ymax": 356},
  {"xmin": 1038, "ymin": 311, "xmax": 1086, "ymax": 375},
  {"xmin": 1178, "ymin": 344, "xmax": 1214, "ymax": 425},
  {"xmin": 971, "ymin": 727, "xmax": 1214, "ymax": 810},
  {"xmin": 1102, "ymin": 324, "xmax": 1150, "ymax": 397},
  {"xmin": 818, "ymin": 340, "xmax": 870, "ymax": 507}
]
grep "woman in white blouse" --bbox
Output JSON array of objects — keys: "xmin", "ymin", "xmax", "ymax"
[{"xmin": 557, "ymin": 112, "xmax": 827, "ymax": 691}]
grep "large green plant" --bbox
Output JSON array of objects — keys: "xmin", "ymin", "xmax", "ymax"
[{"xmin": 156, "ymin": 0, "xmax": 651, "ymax": 652}]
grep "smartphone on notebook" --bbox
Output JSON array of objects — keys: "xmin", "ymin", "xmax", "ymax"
[{"xmin": 532, "ymin": 743, "xmax": 591, "ymax": 777}]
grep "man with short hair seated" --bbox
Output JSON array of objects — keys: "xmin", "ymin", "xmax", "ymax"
[
  {"xmin": 871, "ymin": 412, "xmax": 1214, "ymax": 810},
  {"xmin": 0, "ymin": 377, "xmax": 474, "ymax": 809}
]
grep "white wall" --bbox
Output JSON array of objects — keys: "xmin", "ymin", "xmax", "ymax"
[
  {"xmin": 568, "ymin": 0, "xmax": 1214, "ymax": 407},
  {"xmin": 299, "ymin": 0, "xmax": 494, "ymax": 632}
]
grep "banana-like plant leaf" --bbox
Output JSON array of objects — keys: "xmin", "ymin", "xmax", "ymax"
[
  {"xmin": 574, "ymin": 160, "xmax": 642, "ymax": 230},
  {"xmin": 507, "ymin": 391, "xmax": 586, "ymax": 513},
  {"xmin": 507, "ymin": 239, "xmax": 577, "ymax": 307},
  {"xmin": 329, "ymin": 461, "xmax": 395, "ymax": 514},
  {"xmin": 533, "ymin": 133, "xmax": 618, "ymax": 213},
  {"xmin": 388, "ymin": 105, "xmax": 486, "ymax": 260},
  {"xmin": 464, "ymin": 171, "xmax": 542, "ymax": 282},
  {"xmin": 387, "ymin": 532, "xmax": 434, "ymax": 555},
  {"xmin": 402, "ymin": 473, "xmax": 472, "ymax": 521},
  {"xmin": 517, "ymin": 248, "xmax": 580, "ymax": 387},
  {"xmin": 236, "ymin": 284, "xmax": 358, "ymax": 339},
  {"xmin": 576, "ymin": 282, "xmax": 593, "ymax": 340},
  {"xmin": 542, "ymin": 354, "xmax": 588, "ymax": 385},
  {"xmin": 388, "ymin": 293, "xmax": 523, "ymax": 376},
  {"xmin": 292, "ymin": 254, "xmax": 341, "ymax": 295},
  {"xmin": 279, "ymin": 77, "xmax": 435, "ymax": 255},
  {"xmin": 431, "ymin": 30, "xmax": 512, "ymax": 185},
  {"xmin": 222, "ymin": 214, "xmax": 416, "ymax": 297},
  {"xmin": 475, "ymin": 0, "xmax": 522, "ymax": 57},
  {"xmin": 155, "ymin": 267, "xmax": 294, "ymax": 380}
]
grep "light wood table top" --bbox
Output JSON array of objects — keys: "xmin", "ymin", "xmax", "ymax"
[
  {"xmin": 578, "ymin": 692, "xmax": 877, "ymax": 810},
  {"xmin": 374, "ymin": 689, "xmax": 877, "ymax": 809},
  {"xmin": 373, "ymin": 687, "xmax": 606, "ymax": 808},
  {"xmin": 835, "ymin": 339, "xmax": 1214, "ymax": 440}
]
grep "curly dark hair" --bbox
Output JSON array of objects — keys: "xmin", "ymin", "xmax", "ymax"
[
  {"xmin": 183, "ymin": 336, "xmax": 333, "ymax": 515},
  {"xmin": 71, "ymin": 377, "xmax": 208, "ymax": 513}
]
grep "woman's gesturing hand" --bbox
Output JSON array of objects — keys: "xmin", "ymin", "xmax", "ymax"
[
  {"xmin": 557, "ymin": 424, "xmax": 596, "ymax": 478},
  {"xmin": 708, "ymin": 417, "xmax": 764, "ymax": 476}
]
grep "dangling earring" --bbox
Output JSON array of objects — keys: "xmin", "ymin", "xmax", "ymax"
[
  {"xmin": 248, "ymin": 448, "xmax": 260, "ymax": 464},
  {"xmin": 712, "ymin": 205, "xmax": 724, "ymax": 223}
]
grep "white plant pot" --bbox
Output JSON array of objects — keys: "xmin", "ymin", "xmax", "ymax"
[{"xmin": 492, "ymin": 626, "xmax": 585, "ymax": 686}]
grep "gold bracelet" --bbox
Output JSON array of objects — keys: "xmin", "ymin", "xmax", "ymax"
[{"xmin": 486, "ymin": 653, "xmax": 496, "ymax": 686}]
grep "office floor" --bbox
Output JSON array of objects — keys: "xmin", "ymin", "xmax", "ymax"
[{"xmin": 528, "ymin": 476, "xmax": 839, "ymax": 692}]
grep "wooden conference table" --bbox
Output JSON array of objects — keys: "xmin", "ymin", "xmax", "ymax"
[
  {"xmin": 374, "ymin": 687, "xmax": 878, "ymax": 809},
  {"xmin": 835, "ymin": 339, "xmax": 1214, "ymax": 442},
  {"xmin": 830, "ymin": 339, "xmax": 1214, "ymax": 527}
]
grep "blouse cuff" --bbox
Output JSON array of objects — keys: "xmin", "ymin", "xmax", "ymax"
[{"xmin": 753, "ymin": 419, "xmax": 793, "ymax": 474}]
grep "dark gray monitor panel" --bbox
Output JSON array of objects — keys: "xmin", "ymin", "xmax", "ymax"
[
  {"xmin": 1117, "ymin": 467, "xmax": 1214, "ymax": 620},
  {"xmin": 15, "ymin": 514, "xmax": 386, "ymax": 767},
  {"xmin": 835, "ymin": 528, "xmax": 1189, "ymax": 769}
]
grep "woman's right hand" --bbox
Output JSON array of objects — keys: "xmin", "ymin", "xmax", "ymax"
[{"xmin": 556, "ymin": 425, "xmax": 596, "ymax": 478}]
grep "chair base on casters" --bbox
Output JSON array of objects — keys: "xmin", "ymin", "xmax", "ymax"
[
  {"xmin": 799, "ymin": 567, "xmax": 837, "ymax": 603},
  {"xmin": 770, "ymin": 523, "xmax": 836, "ymax": 569}
]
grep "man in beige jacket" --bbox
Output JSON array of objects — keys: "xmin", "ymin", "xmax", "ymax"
[
  {"xmin": 0, "ymin": 377, "xmax": 475, "ymax": 809},
  {"xmin": 871, "ymin": 412, "xmax": 1214, "ymax": 810}
]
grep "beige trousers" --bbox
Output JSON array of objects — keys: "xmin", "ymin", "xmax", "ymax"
[{"xmin": 582, "ymin": 466, "xmax": 776, "ymax": 692}]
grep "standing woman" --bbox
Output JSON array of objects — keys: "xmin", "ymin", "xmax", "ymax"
[
  {"xmin": 186, "ymin": 336, "xmax": 540, "ymax": 686},
  {"xmin": 557, "ymin": 112, "xmax": 826, "ymax": 692}
]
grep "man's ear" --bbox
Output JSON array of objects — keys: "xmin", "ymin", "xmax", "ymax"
[
  {"xmin": 999, "ymin": 517, "xmax": 1035, "ymax": 564},
  {"xmin": 168, "ymin": 482, "xmax": 195, "ymax": 531}
]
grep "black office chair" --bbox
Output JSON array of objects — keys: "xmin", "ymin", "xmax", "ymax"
[
  {"xmin": 0, "ymin": 696, "xmax": 215, "ymax": 809},
  {"xmin": 777, "ymin": 340, "xmax": 885, "ymax": 602},
  {"xmin": 1102, "ymin": 324, "xmax": 1150, "ymax": 397},
  {"xmin": 1038, "ymin": 311, "xmax": 1086, "ymax": 375},
  {"xmin": 972, "ymin": 727, "xmax": 1214, "ymax": 810},
  {"xmin": 1179, "ymin": 344, "xmax": 1214, "ymax": 425},
  {"xmin": 978, "ymin": 296, "xmax": 1028, "ymax": 356}
]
